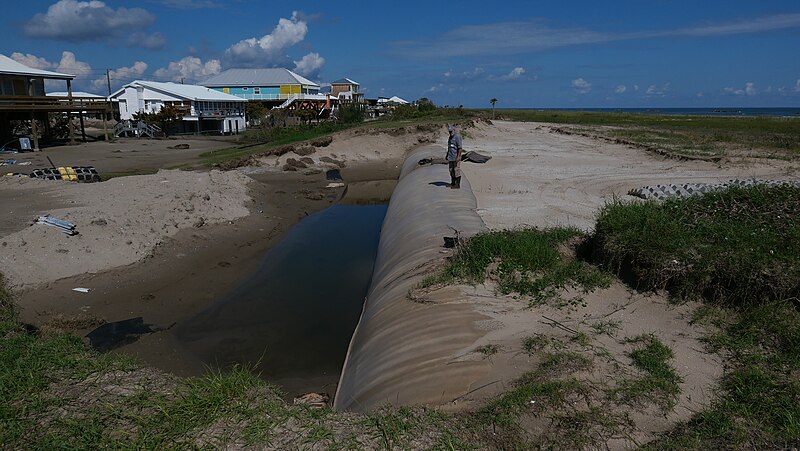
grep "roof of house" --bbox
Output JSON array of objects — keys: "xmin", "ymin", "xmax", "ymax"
[
  {"xmin": 110, "ymin": 80, "xmax": 246, "ymax": 102},
  {"xmin": 0, "ymin": 54, "xmax": 75, "ymax": 80},
  {"xmin": 332, "ymin": 78, "xmax": 359, "ymax": 85},
  {"xmin": 378, "ymin": 96, "xmax": 409, "ymax": 104},
  {"xmin": 200, "ymin": 68, "xmax": 319, "ymax": 88},
  {"xmin": 47, "ymin": 91, "xmax": 104, "ymax": 98}
]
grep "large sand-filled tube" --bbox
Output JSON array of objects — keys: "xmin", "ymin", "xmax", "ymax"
[{"xmin": 334, "ymin": 145, "xmax": 488, "ymax": 412}]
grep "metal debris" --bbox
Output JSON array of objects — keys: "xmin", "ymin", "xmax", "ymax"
[{"xmin": 36, "ymin": 215, "xmax": 78, "ymax": 236}]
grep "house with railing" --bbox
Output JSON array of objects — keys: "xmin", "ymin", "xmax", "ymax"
[
  {"xmin": 201, "ymin": 68, "xmax": 322, "ymax": 103},
  {"xmin": 1, "ymin": 53, "xmax": 111, "ymax": 148},
  {"xmin": 330, "ymin": 78, "xmax": 364, "ymax": 103},
  {"xmin": 109, "ymin": 80, "xmax": 246, "ymax": 135}
]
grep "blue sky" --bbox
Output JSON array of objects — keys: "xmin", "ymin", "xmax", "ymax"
[{"xmin": 3, "ymin": 0, "xmax": 800, "ymax": 107}]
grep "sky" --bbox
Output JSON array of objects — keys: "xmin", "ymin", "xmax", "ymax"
[{"xmin": 3, "ymin": 0, "xmax": 800, "ymax": 108}]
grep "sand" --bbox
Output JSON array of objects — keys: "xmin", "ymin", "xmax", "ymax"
[
  {"xmin": 0, "ymin": 170, "xmax": 253, "ymax": 290},
  {"xmin": 460, "ymin": 120, "xmax": 797, "ymax": 230}
]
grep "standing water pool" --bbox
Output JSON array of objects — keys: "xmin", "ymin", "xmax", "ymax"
[{"xmin": 175, "ymin": 203, "xmax": 388, "ymax": 398}]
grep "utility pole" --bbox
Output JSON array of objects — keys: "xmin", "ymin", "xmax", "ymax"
[
  {"xmin": 106, "ymin": 69, "xmax": 112, "ymax": 96},
  {"xmin": 181, "ymin": 77, "xmax": 185, "ymax": 84}
]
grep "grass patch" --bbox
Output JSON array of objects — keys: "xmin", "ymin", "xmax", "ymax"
[
  {"xmin": 646, "ymin": 302, "xmax": 800, "ymax": 450},
  {"xmin": 522, "ymin": 334, "xmax": 551, "ymax": 354},
  {"xmin": 429, "ymin": 228, "xmax": 611, "ymax": 304},
  {"xmin": 590, "ymin": 319, "xmax": 621, "ymax": 337},
  {"xmin": 612, "ymin": 335, "xmax": 683, "ymax": 411},
  {"xmin": 592, "ymin": 186, "xmax": 800, "ymax": 449},
  {"xmin": 475, "ymin": 344, "xmax": 499, "ymax": 356},
  {"xmin": 594, "ymin": 184, "xmax": 800, "ymax": 305}
]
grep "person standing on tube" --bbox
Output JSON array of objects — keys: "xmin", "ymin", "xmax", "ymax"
[{"xmin": 446, "ymin": 124, "xmax": 463, "ymax": 189}]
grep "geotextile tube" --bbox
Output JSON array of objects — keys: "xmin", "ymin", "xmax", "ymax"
[{"xmin": 334, "ymin": 145, "xmax": 488, "ymax": 412}]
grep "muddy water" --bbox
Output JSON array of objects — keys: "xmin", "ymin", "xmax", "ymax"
[{"xmin": 174, "ymin": 201, "xmax": 388, "ymax": 398}]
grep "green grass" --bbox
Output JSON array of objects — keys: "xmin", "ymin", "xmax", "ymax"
[
  {"xmin": 646, "ymin": 302, "xmax": 800, "ymax": 450},
  {"xmin": 594, "ymin": 184, "xmax": 800, "ymax": 305},
  {"xmin": 591, "ymin": 185, "xmax": 800, "ymax": 449},
  {"xmin": 475, "ymin": 344, "xmax": 499, "ymax": 356},
  {"xmin": 612, "ymin": 335, "xmax": 683, "ymax": 411},
  {"xmin": 425, "ymin": 228, "xmax": 611, "ymax": 304},
  {"xmin": 590, "ymin": 319, "xmax": 622, "ymax": 337}
]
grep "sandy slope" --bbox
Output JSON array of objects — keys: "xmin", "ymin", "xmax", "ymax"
[
  {"xmin": 460, "ymin": 120, "xmax": 797, "ymax": 230},
  {"xmin": 0, "ymin": 170, "xmax": 252, "ymax": 289}
]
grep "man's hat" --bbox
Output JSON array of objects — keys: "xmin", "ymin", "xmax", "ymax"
[{"xmin": 447, "ymin": 125, "xmax": 455, "ymax": 132}]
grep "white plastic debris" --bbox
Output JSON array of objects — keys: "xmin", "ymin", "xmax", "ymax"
[{"xmin": 72, "ymin": 287, "xmax": 91, "ymax": 293}]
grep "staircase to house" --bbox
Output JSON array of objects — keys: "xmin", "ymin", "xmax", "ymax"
[{"xmin": 113, "ymin": 120, "xmax": 164, "ymax": 138}]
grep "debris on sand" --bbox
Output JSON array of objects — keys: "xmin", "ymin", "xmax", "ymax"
[
  {"xmin": 36, "ymin": 215, "xmax": 78, "ymax": 236},
  {"xmin": 293, "ymin": 392, "xmax": 329, "ymax": 408}
]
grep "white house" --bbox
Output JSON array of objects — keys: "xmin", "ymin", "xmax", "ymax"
[{"xmin": 110, "ymin": 80, "xmax": 247, "ymax": 135}]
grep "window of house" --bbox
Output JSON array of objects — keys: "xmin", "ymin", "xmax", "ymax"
[
  {"xmin": 243, "ymin": 87, "xmax": 248, "ymax": 91},
  {"xmin": 254, "ymin": 87, "xmax": 260, "ymax": 94}
]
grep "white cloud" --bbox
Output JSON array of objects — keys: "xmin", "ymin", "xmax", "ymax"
[
  {"xmin": 153, "ymin": 56, "xmax": 221, "ymax": 83},
  {"xmin": 11, "ymin": 51, "xmax": 99, "ymax": 91},
  {"xmin": 571, "ymin": 78, "xmax": 591, "ymax": 94},
  {"xmin": 225, "ymin": 11, "xmax": 309, "ymax": 67},
  {"xmin": 497, "ymin": 67, "xmax": 526, "ymax": 81},
  {"xmin": 54, "ymin": 51, "xmax": 93, "ymax": 76},
  {"xmin": 127, "ymin": 32, "xmax": 166, "ymax": 50},
  {"xmin": 725, "ymin": 82, "xmax": 757, "ymax": 96},
  {"xmin": 614, "ymin": 84, "xmax": 627, "ymax": 94},
  {"xmin": 24, "ymin": 0, "xmax": 154, "ymax": 41},
  {"xmin": 292, "ymin": 52, "xmax": 325, "ymax": 78},
  {"xmin": 633, "ymin": 84, "xmax": 639, "ymax": 91},
  {"xmin": 11, "ymin": 51, "xmax": 91, "ymax": 76},
  {"xmin": 795, "ymin": 79, "xmax": 800, "ymax": 92},
  {"xmin": 697, "ymin": 92, "xmax": 704, "ymax": 98},
  {"xmin": 443, "ymin": 67, "xmax": 486, "ymax": 81},
  {"xmin": 645, "ymin": 83, "xmax": 671, "ymax": 97},
  {"xmin": 10, "ymin": 53, "xmax": 53, "ymax": 70},
  {"xmin": 93, "ymin": 61, "xmax": 148, "ymax": 92}
]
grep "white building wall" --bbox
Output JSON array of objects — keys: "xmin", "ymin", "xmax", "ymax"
[
  {"xmin": 116, "ymin": 86, "xmax": 185, "ymax": 120},
  {"xmin": 112, "ymin": 83, "xmax": 247, "ymax": 134}
]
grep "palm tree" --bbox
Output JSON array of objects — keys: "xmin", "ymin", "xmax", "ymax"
[{"xmin": 490, "ymin": 98, "xmax": 498, "ymax": 119}]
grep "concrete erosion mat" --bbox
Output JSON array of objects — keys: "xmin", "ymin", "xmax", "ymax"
[{"xmin": 335, "ymin": 145, "xmax": 489, "ymax": 412}]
